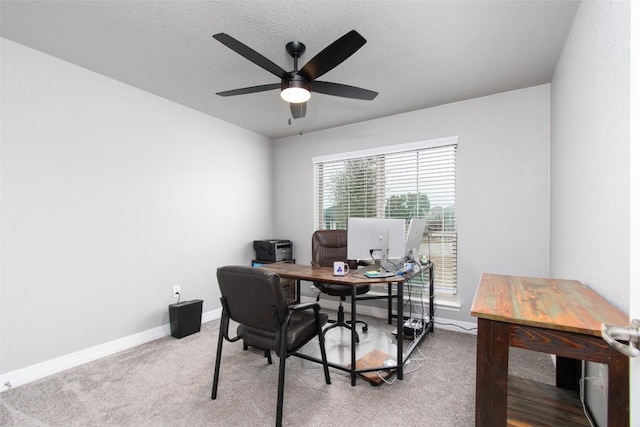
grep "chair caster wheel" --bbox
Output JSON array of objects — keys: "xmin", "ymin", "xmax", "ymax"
[{"xmin": 362, "ymin": 326, "xmax": 368, "ymax": 333}]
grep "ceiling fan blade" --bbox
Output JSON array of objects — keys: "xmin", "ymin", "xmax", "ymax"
[
  {"xmin": 298, "ymin": 30, "xmax": 366, "ymax": 81},
  {"xmin": 213, "ymin": 33, "xmax": 289, "ymax": 79},
  {"xmin": 216, "ymin": 83, "xmax": 280, "ymax": 97},
  {"xmin": 290, "ymin": 102, "xmax": 307, "ymax": 119},
  {"xmin": 312, "ymin": 81, "xmax": 378, "ymax": 100}
]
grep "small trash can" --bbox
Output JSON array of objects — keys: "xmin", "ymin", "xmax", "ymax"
[{"xmin": 168, "ymin": 299, "xmax": 203, "ymax": 339}]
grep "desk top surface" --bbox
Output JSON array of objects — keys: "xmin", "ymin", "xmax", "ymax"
[
  {"xmin": 258, "ymin": 263, "xmax": 407, "ymax": 285},
  {"xmin": 470, "ymin": 273, "xmax": 628, "ymax": 337}
]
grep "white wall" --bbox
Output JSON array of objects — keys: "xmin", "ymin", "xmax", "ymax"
[
  {"xmin": 551, "ymin": 1, "xmax": 629, "ymax": 312},
  {"xmin": 272, "ymin": 84, "xmax": 551, "ymax": 325},
  {"xmin": 550, "ymin": 2, "xmax": 630, "ymax": 425},
  {"xmin": 0, "ymin": 39, "xmax": 273, "ymax": 374}
]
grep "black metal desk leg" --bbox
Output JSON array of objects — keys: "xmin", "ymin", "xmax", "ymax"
[
  {"xmin": 351, "ymin": 285, "xmax": 357, "ymax": 386},
  {"xmin": 397, "ymin": 281, "xmax": 404, "ymax": 380},
  {"xmin": 387, "ymin": 283, "xmax": 392, "ymax": 324}
]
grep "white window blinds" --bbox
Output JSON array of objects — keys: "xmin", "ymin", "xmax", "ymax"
[{"xmin": 313, "ymin": 138, "xmax": 458, "ymax": 295}]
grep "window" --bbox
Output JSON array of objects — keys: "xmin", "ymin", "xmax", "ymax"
[{"xmin": 313, "ymin": 137, "xmax": 458, "ymax": 300}]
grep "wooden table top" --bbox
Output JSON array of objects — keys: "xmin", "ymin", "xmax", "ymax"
[
  {"xmin": 258, "ymin": 263, "xmax": 407, "ymax": 285},
  {"xmin": 470, "ymin": 273, "xmax": 628, "ymax": 337}
]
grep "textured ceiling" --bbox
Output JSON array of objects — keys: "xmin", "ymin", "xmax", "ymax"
[{"xmin": 1, "ymin": 0, "xmax": 581, "ymax": 139}]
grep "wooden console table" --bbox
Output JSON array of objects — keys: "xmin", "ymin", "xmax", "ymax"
[{"xmin": 471, "ymin": 273, "xmax": 629, "ymax": 426}]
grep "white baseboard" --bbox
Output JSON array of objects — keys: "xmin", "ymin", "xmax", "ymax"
[
  {"xmin": 0, "ymin": 308, "xmax": 222, "ymax": 392},
  {"xmin": 202, "ymin": 308, "xmax": 222, "ymax": 324}
]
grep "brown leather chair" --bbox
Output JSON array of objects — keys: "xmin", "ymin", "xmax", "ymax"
[
  {"xmin": 212, "ymin": 265, "xmax": 331, "ymax": 427},
  {"xmin": 311, "ymin": 230, "xmax": 369, "ymax": 343}
]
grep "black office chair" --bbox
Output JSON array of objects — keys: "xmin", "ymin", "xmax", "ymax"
[
  {"xmin": 311, "ymin": 230, "xmax": 369, "ymax": 343},
  {"xmin": 212, "ymin": 265, "xmax": 331, "ymax": 427}
]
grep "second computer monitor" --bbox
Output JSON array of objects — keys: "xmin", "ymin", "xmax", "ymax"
[{"xmin": 405, "ymin": 217, "xmax": 428, "ymax": 261}]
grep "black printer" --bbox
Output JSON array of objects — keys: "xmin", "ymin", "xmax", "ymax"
[{"xmin": 253, "ymin": 239, "xmax": 293, "ymax": 262}]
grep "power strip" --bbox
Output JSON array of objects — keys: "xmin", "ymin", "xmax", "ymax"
[{"xmin": 402, "ymin": 318, "xmax": 425, "ymax": 339}]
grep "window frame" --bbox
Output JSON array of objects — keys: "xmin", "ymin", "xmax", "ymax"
[{"xmin": 312, "ymin": 136, "xmax": 458, "ymax": 302}]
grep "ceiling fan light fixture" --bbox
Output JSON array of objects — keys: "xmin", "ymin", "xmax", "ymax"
[{"xmin": 281, "ymin": 78, "xmax": 311, "ymax": 103}]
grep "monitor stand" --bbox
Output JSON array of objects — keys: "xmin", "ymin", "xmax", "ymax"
[
  {"xmin": 363, "ymin": 230, "xmax": 396, "ymax": 278},
  {"xmin": 363, "ymin": 260, "xmax": 396, "ymax": 278},
  {"xmin": 364, "ymin": 268, "xmax": 396, "ymax": 278},
  {"xmin": 378, "ymin": 229, "xmax": 395, "ymax": 274}
]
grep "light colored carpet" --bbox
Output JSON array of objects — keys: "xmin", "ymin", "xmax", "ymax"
[{"xmin": 0, "ymin": 318, "xmax": 555, "ymax": 426}]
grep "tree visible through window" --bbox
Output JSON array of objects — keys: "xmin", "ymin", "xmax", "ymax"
[{"xmin": 313, "ymin": 139, "xmax": 457, "ymax": 299}]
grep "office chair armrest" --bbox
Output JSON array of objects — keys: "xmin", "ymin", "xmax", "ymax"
[
  {"xmin": 219, "ymin": 297, "xmax": 242, "ymax": 343},
  {"xmin": 279, "ymin": 302, "xmax": 321, "ymax": 337},
  {"xmin": 288, "ymin": 302, "xmax": 319, "ymax": 312}
]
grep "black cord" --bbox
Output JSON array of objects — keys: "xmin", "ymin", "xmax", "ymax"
[
  {"xmin": 401, "ymin": 261, "xmax": 433, "ymax": 329},
  {"xmin": 434, "ymin": 321, "xmax": 477, "ymax": 332},
  {"xmin": 402, "ymin": 265, "xmax": 430, "ymax": 323},
  {"xmin": 175, "ymin": 292, "xmax": 181, "ymax": 303},
  {"xmin": 402, "ymin": 278, "xmax": 413, "ymax": 319}
]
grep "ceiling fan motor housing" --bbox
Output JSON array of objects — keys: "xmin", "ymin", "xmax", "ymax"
[{"xmin": 282, "ymin": 73, "xmax": 310, "ymax": 92}]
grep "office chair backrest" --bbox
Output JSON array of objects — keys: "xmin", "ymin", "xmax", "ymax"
[
  {"xmin": 217, "ymin": 265, "xmax": 289, "ymax": 332},
  {"xmin": 312, "ymin": 230, "xmax": 348, "ymax": 268}
]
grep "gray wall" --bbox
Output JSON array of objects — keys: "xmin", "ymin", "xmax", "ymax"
[
  {"xmin": 272, "ymin": 84, "xmax": 551, "ymax": 325},
  {"xmin": 550, "ymin": 0, "xmax": 629, "ymax": 311},
  {"xmin": 550, "ymin": 1, "xmax": 630, "ymax": 425},
  {"xmin": 1, "ymin": 39, "xmax": 274, "ymax": 374}
]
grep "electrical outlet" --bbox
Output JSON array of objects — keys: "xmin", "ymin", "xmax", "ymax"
[{"xmin": 172, "ymin": 285, "xmax": 181, "ymax": 298}]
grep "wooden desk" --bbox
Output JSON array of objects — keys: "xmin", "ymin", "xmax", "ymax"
[
  {"xmin": 259, "ymin": 263, "xmax": 430, "ymax": 385},
  {"xmin": 471, "ymin": 273, "xmax": 629, "ymax": 426}
]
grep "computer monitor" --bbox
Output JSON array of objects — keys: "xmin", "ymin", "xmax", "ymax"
[
  {"xmin": 405, "ymin": 217, "xmax": 428, "ymax": 261},
  {"xmin": 347, "ymin": 217, "xmax": 406, "ymax": 271}
]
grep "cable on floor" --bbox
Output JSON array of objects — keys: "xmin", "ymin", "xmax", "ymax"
[
  {"xmin": 376, "ymin": 347, "xmax": 427, "ymax": 385},
  {"xmin": 578, "ymin": 377, "xmax": 598, "ymax": 427}
]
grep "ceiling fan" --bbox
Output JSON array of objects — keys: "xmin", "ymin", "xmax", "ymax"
[{"xmin": 212, "ymin": 30, "xmax": 378, "ymax": 119}]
